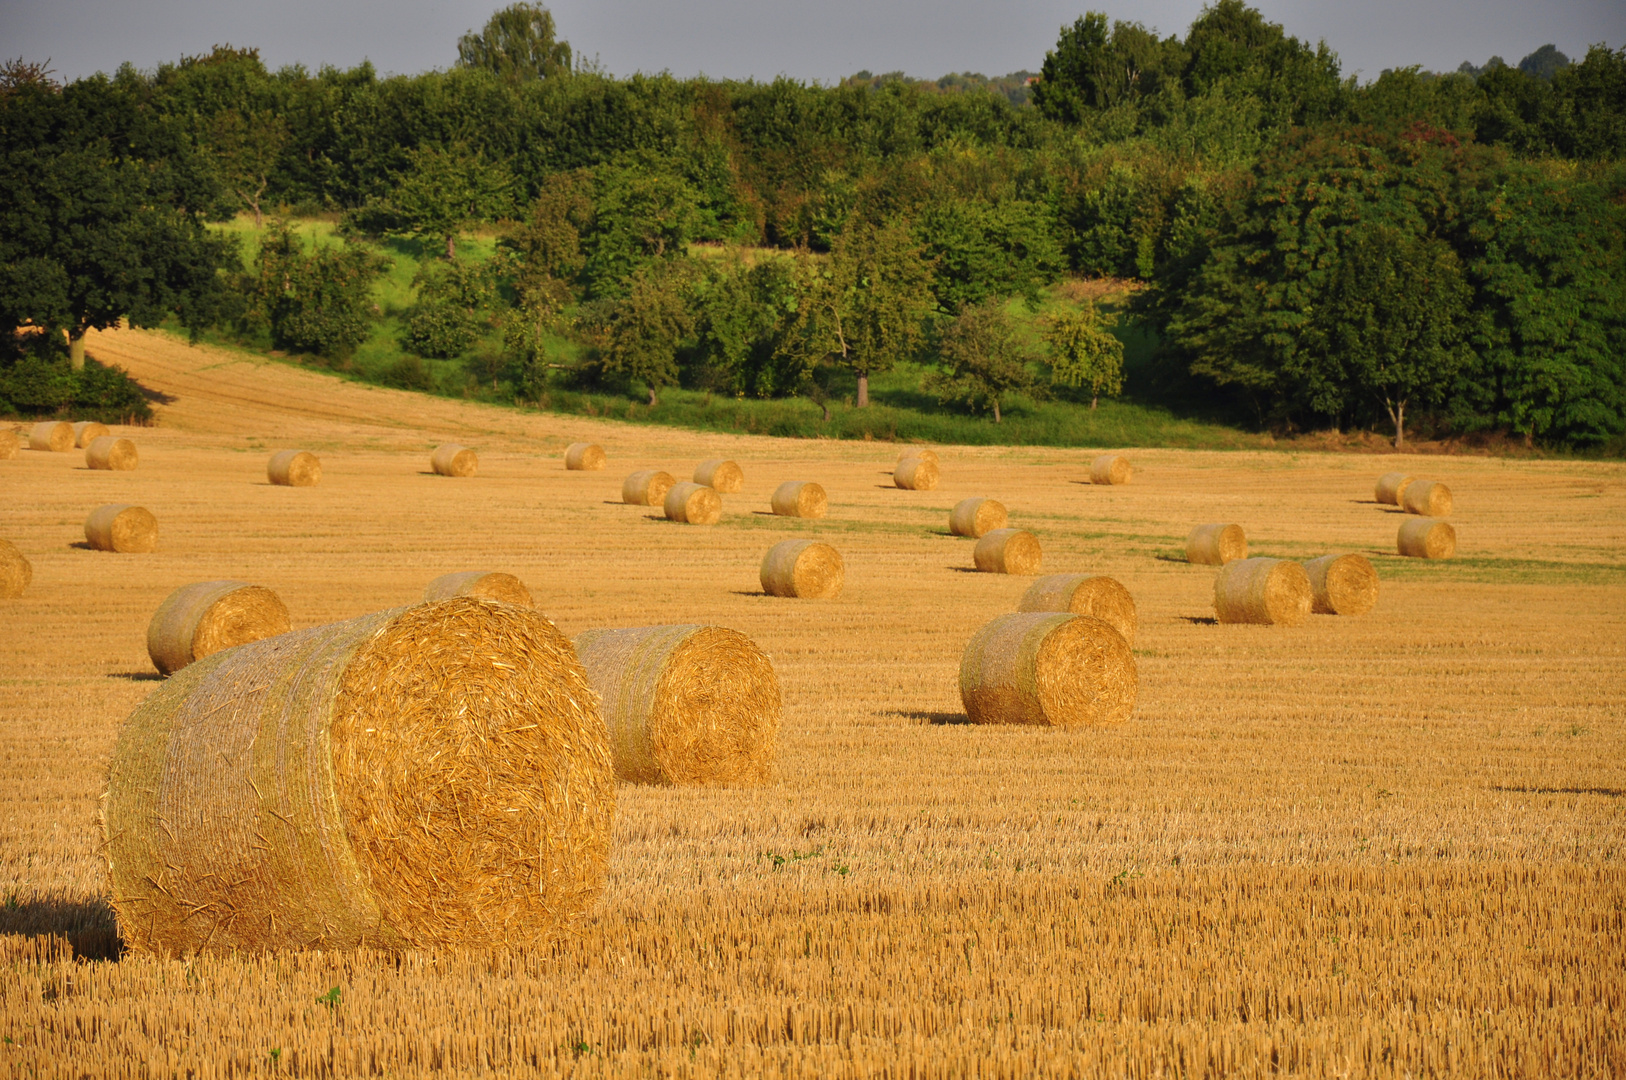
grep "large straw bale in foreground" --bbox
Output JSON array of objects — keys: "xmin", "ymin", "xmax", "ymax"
[
  {"xmin": 1398, "ymin": 518, "xmax": 1456, "ymax": 559},
  {"xmin": 1018, "ymin": 573, "xmax": 1136, "ymax": 646},
  {"xmin": 423, "ymin": 570, "xmax": 532, "ymax": 607},
  {"xmin": 1186, "ymin": 523, "xmax": 1247, "ymax": 565},
  {"xmin": 86, "ymin": 436, "xmax": 138, "ymax": 471},
  {"xmin": 85, "ymin": 504, "xmax": 157, "ymax": 553},
  {"xmin": 431, "ymin": 443, "xmax": 478, "ymax": 477},
  {"xmin": 694, "ymin": 458, "xmax": 743, "ymax": 493},
  {"xmin": 665, "ymin": 481, "xmax": 722, "ymax": 524},
  {"xmin": 0, "ymin": 430, "xmax": 17, "ymax": 459},
  {"xmin": 268, "ymin": 450, "xmax": 321, "ymax": 487},
  {"xmin": 1375, "ymin": 472, "xmax": 1414, "ymax": 505},
  {"xmin": 760, "ymin": 539, "xmax": 843, "ymax": 599},
  {"xmin": 72, "ymin": 421, "xmax": 110, "ymax": 448},
  {"xmin": 575, "ymin": 624, "xmax": 780, "ymax": 786},
  {"xmin": 1213, "ymin": 558, "xmax": 1311, "ymax": 626},
  {"xmin": 973, "ymin": 528, "xmax": 1042, "ymax": 575},
  {"xmin": 771, "ymin": 480, "xmax": 827, "ymax": 518},
  {"xmin": 1402, "ymin": 481, "xmax": 1452, "ymax": 517},
  {"xmin": 565, "ymin": 443, "xmax": 606, "ymax": 471},
  {"xmin": 147, "ymin": 581, "xmax": 292, "ymax": 676},
  {"xmin": 1090, "ymin": 454, "xmax": 1132, "ymax": 485},
  {"xmin": 1302, "ymin": 554, "xmax": 1378, "ymax": 616},
  {"xmin": 959, "ymin": 612, "xmax": 1136, "ymax": 727},
  {"xmin": 949, "ymin": 497, "xmax": 1008, "ymax": 538},
  {"xmin": 105, "ymin": 598, "xmax": 614, "ymax": 956},
  {"xmin": 30, "ymin": 421, "xmax": 73, "ymax": 452},
  {"xmin": 0, "ymin": 539, "xmax": 31, "ymax": 598},
  {"xmin": 622, "ymin": 469, "xmax": 676, "ymax": 506},
  {"xmin": 894, "ymin": 456, "xmax": 939, "ymax": 491}
]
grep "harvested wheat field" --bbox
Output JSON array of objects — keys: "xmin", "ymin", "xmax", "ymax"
[{"xmin": 2, "ymin": 326, "xmax": 1625, "ymax": 1078}]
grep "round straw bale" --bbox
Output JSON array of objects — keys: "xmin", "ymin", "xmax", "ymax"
[
  {"xmin": 0, "ymin": 539, "xmax": 31, "ymax": 599},
  {"xmin": 1398, "ymin": 518, "xmax": 1456, "ymax": 559},
  {"xmin": 895, "ymin": 455, "xmax": 939, "ymax": 490},
  {"xmin": 0, "ymin": 430, "xmax": 18, "ymax": 459},
  {"xmin": 84, "ymin": 504, "xmax": 158, "ymax": 553},
  {"xmin": 694, "ymin": 458, "xmax": 743, "ymax": 492},
  {"xmin": 1402, "ymin": 480, "xmax": 1452, "ymax": 517},
  {"xmin": 1089, "ymin": 454, "xmax": 1132, "ymax": 485},
  {"xmin": 574, "ymin": 624, "xmax": 780, "ymax": 786},
  {"xmin": 1017, "ymin": 573, "xmax": 1137, "ymax": 646},
  {"xmin": 664, "ymin": 481, "xmax": 722, "ymax": 524},
  {"xmin": 1302, "ymin": 553, "xmax": 1379, "ymax": 616},
  {"xmin": 898, "ymin": 447, "xmax": 939, "ymax": 468},
  {"xmin": 622, "ymin": 469, "xmax": 676, "ymax": 506},
  {"xmin": 1186, "ymin": 523, "xmax": 1248, "ymax": 565},
  {"xmin": 959, "ymin": 612, "xmax": 1136, "ymax": 727},
  {"xmin": 1374, "ymin": 472, "xmax": 1414, "ymax": 505},
  {"xmin": 565, "ymin": 442, "xmax": 606, "ymax": 471},
  {"xmin": 423, "ymin": 570, "xmax": 533, "ymax": 607},
  {"xmin": 973, "ymin": 528, "xmax": 1042, "ymax": 575},
  {"xmin": 29, "ymin": 421, "xmax": 73, "ymax": 452},
  {"xmin": 146, "ymin": 581, "xmax": 292, "ymax": 676},
  {"xmin": 949, "ymin": 497, "xmax": 1008, "ymax": 538},
  {"xmin": 770, "ymin": 480, "xmax": 827, "ymax": 519},
  {"xmin": 1213, "ymin": 558, "xmax": 1311, "ymax": 626},
  {"xmin": 86, "ymin": 436, "xmax": 139, "ymax": 471},
  {"xmin": 760, "ymin": 539, "xmax": 843, "ymax": 599},
  {"xmin": 72, "ymin": 421, "xmax": 110, "ymax": 448},
  {"xmin": 268, "ymin": 450, "xmax": 321, "ymax": 487},
  {"xmin": 104, "ymin": 597, "xmax": 613, "ymax": 956},
  {"xmin": 430, "ymin": 443, "xmax": 478, "ymax": 477}
]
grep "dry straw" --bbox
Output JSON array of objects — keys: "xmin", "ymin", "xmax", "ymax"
[
  {"xmin": 770, "ymin": 480, "xmax": 827, "ymax": 518},
  {"xmin": 0, "ymin": 539, "xmax": 31, "ymax": 599},
  {"xmin": 1186, "ymin": 523, "xmax": 1248, "ymax": 565},
  {"xmin": 959, "ymin": 611, "xmax": 1136, "ymax": 727},
  {"xmin": 72, "ymin": 421, "xmax": 110, "ymax": 448},
  {"xmin": 1213, "ymin": 558, "xmax": 1312, "ymax": 626},
  {"xmin": 575, "ymin": 624, "xmax": 780, "ymax": 786},
  {"xmin": 894, "ymin": 456, "xmax": 940, "ymax": 491},
  {"xmin": 694, "ymin": 458, "xmax": 743, "ymax": 493},
  {"xmin": 104, "ymin": 598, "xmax": 615, "ymax": 956},
  {"xmin": 565, "ymin": 443, "xmax": 606, "ymax": 471},
  {"xmin": 1090, "ymin": 454, "xmax": 1132, "ymax": 485},
  {"xmin": 760, "ymin": 539, "xmax": 843, "ymax": 599},
  {"xmin": 665, "ymin": 481, "xmax": 722, "ymax": 524},
  {"xmin": 1303, "ymin": 554, "xmax": 1379, "ymax": 616},
  {"xmin": 1398, "ymin": 518, "xmax": 1456, "ymax": 559},
  {"xmin": 29, "ymin": 421, "xmax": 73, "ymax": 452},
  {"xmin": 86, "ymin": 436, "xmax": 138, "ymax": 471},
  {"xmin": 1375, "ymin": 472, "xmax": 1414, "ymax": 505},
  {"xmin": 0, "ymin": 430, "xmax": 17, "ymax": 459},
  {"xmin": 974, "ymin": 528, "xmax": 1042, "ymax": 575},
  {"xmin": 622, "ymin": 469, "xmax": 676, "ymax": 506},
  {"xmin": 423, "ymin": 570, "xmax": 533, "ymax": 607},
  {"xmin": 898, "ymin": 447, "xmax": 939, "ymax": 467},
  {"xmin": 85, "ymin": 504, "xmax": 158, "ymax": 553},
  {"xmin": 949, "ymin": 497, "xmax": 1008, "ymax": 538},
  {"xmin": 431, "ymin": 443, "xmax": 478, "ymax": 477},
  {"xmin": 268, "ymin": 450, "xmax": 321, "ymax": 487},
  {"xmin": 1018, "ymin": 573, "xmax": 1137, "ymax": 646},
  {"xmin": 1402, "ymin": 481, "xmax": 1453, "ymax": 517},
  {"xmin": 146, "ymin": 581, "xmax": 292, "ymax": 676}
]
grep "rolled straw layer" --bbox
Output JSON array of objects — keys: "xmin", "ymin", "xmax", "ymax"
[
  {"xmin": 565, "ymin": 443, "xmax": 606, "ymax": 471},
  {"xmin": 694, "ymin": 458, "xmax": 743, "ymax": 493},
  {"xmin": 575, "ymin": 624, "xmax": 780, "ymax": 786},
  {"xmin": 622, "ymin": 469, "xmax": 676, "ymax": 506},
  {"xmin": 105, "ymin": 598, "xmax": 614, "ymax": 956},
  {"xmin": 1303, "ymin": 554, "xmax": 1379, "ymax": 616},
  {"xmin": 73, "ymin": 421, "xmax": 110, "ymax": 448},
  {"xmin": 0, "ymin": 430, "xmax": 17, "ymax": 459},
  {"xmin": 30, "ymin": 421, "xmax": 73, "ymax": 452},
  {"xmin": 665, "ymin": 482, "xmax": 722, "ymax": 524},
  {"xmin": 898, "ymin": 448, "xmax": 939, "ymax": 468},
  {"xmin": 1213, "ymin": 558, "xmax": 1311, "ymax": 626},
  {"xmin": 146, "ymin": 581, "xmax": 292, "ymax": 676},
  {"xmin": 771, "ymin": 481, "xmax": 827, "ymax": 519},
  {"xmin": 423, "ymin": 570, "xmax": 533, "ymax": 607},
  {"xmin": 959, "ymin": 612, "xmax": 1136, "ymax": 727},
  {"xmin": 1375, "ymin": 472, "xmax": 1414, "ymax": 505},
  {"xmin": 85, "ymin": 504, "xmax": 157, "ymax": 553},
  {"xmin": 86, "ymin": 436, "xmax": 138, "ymax": 471},
  {"xmin": 1018, "ymin": 573, "xmax": 1137, "ymax": 646},
  {"xmin": 949, "ymin": 497, "xmax": 1008, "ymax": 538},
  {"xmin": 1398, "ymin": 518, "xmax": 1456, "ymax": 559},
  {"xmin": 430, "ymin": 443, "xmax": 478, "ymax": 477},
  {"xmin": 760, "ymin": 539, "xmax": 844, "ymax": 599},
  {"xmin": 973, "ymin": 528, "xmax": 1042, "ymax": 575},
  {"xmin": 894, "ymin": 456, "xmax": 939, "ymax": 491},
  {"xmin": 1186, "ymin": 523, "xmax": 1247, "ymax": 565},
  {"xmin": 1402, "ymin": 481, "xmax": 1453, "ymax": 517},
  {"xmin": 268, "ymin": 450, "xmax": 321, "ymax": 487},
  {"xmin": 1090, "ymin": 454, "xmax": 1132, "ymax": 485},
  {"xmin": 0, "ymin": 539, "xmax": 31, "ymax": 599}
]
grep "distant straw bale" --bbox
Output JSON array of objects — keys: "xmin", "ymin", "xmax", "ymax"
[
  {"xmin": 1303, "ymin": 554, "xmax": 1378, "ymax": 616},
  {"xmin": 760, "ymin": 539, "xmax": 843, "ymax": 599},
  {"xmin": 0, "ymin": 430, "xmax": 17, "ymax": 459},
  {"xmin": 72, "ymin": 421, "xmax": 110, "ymax": 448},
  {"xmin": 622, "ymin": 469, "xmax": 676, "ymax": 506},
  {"xmin": 949, "ymin": 497, "xmax": 1008, "ymax": 538},
  {"xmin": 1018, "ymin": 573, "xmax": 1137, "ymax": 646},
  {"xmin": 268, "ymin": 450, "xmax": 321, "ymax": 487},
  {"xmin": 86, "ymin": 436, "xmax": 138, "ymax": 471},
  {"xmin": 423, "ymin": 570, "xmax": 532, "ymax": 607},
  {"xmin": 29, "ymin": 421, "xmax": 73, "ymax": 452},
  {"xmin": 85, "ymin": 504, "xmax": 157, "ymax": 553},
  {"xmin": 974, "ymin": 528, "xmax": 1042, "ymax": 575},
  {"xmin": 1398, "ymin": 518, "xmax": 1456, "ymax": 559},
  {"xmin": 565, "ymin": 443, "xmax": 606, "ymax": 471},
  {"xmin": 1402, "ymin": 481, "xmax": 1452, "ymax": 517},
  {"xmin": 104, "ymin": 598, "xmax": 614, "ymax": 956},
  {"xmin": 1186, "ymin": 523, "xmax": 1248, "ymax": 565},
  {"xmin": 431, "ymin": 443, "xmax": 478, "ymax": 477},
  {"xmin": 1213, "ymin": 558, "xmax": 1311, "ymax": 626},
  {"xmin": 146, "ymin": 581, "xmax": 292, "ymax": 676},
  {"xmin": 898, "ymin": 448, "xmax": 939, "ymax": 468},
  {"xmin": 1090, "ymin": 454, "xmax": 1132, "ymax": 485},
  {"xmin": 895, "ymin": 456, "xmax": 939, "ymax": 490},
  {"xmin": 959, "ymin": 612, "xmax": 1136, "ymax": 727},
  {"xmin": 0, "ymin": 539, "xmax": 31, "ymax": 599},
  {"xmin": 1375, "ymin": 472, "xmax": 1414, "ymax": 505},
  {"xmin": 771, "ymin": 480, "xmax": 827, "ymax": 518},
  {"xmin": 694, "ymin": 458, "xmax": 743, "ymax": 493},
  {"xmin": 664, "ymin": 482, "xmax": 722, "ymax": 524},
  {"xmin": 575, "ymin": 624, "xmax": 780, "ymax": 786}
]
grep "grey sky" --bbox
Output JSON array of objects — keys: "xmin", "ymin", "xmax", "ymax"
[{"xmin": 2, "ymin": 0, "xmax": 1620, "ymax": 86}]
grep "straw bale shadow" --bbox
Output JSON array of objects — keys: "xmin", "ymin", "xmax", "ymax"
[
  {"xmin": 891, "ymin": 709, "xmax": 973, "ymax": 726},
  {"xmin": 1180, "ymin": 615, "xmax": 1218, "ymax": 625},
  {"xmin": 947, "ymin": 566, "xmax": 986, "ymax": 573},
  {"xmin": 108, "ymin": 671, "xmax": 163, "ymax": 682},
  {"xmin": 1352, "ymin": 499, "xmax": 1383, "ymax": 505},
  {"xmin": 0, "ymin": 895, "xmax": 123, "ymax": 961},
  {"xmin": 1153, "ymin": 555, "xmax": 1189, "ymax": 563},
  {"xmin": 1492, "ymin": 785, "xmax": 1625, "ymax": 798},
  {"xmin": 67, "ymin": 541, "xmax": 95, "ymax": 550}
]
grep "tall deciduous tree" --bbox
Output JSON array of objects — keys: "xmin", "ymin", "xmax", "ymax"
[
  {"xmin": 457, "ymin": 3, "xmax": 572, "ymax": 83},
  {"xmin": 925, "ymin": 299, "xmax": 1033, "ymax": 423},
  {"xmin": 1045, "ymin": 302, "xmax": 1124, "ymax": 409},
  {"xmin": 351, "ymin": 145, "xmax": 513, "ymax": 260}
]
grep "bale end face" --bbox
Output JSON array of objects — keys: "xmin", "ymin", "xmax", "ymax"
[
  {"xmin": 1017, "ymin": 573, "xmax": 1137, "ymax": 647},
  {"xmin": 0, "ymin": 539, "xmax": 31, "ymax": 599},
  {"xmin": 0, "ymin": 430, "xmax": 18, "ymax": 459},
  {"xmin": 86, "ymin": 436, "xmax": 139, "ymax": 471},
  {"xmin": 146, "ymin": 581, "xmax": 292, "ymax": 676},
  {"xmin": 694, "ymin": 458, "xmax": 743, "ymax": 493},
  {"xmin": 665, "ymin": 482, "xmax": 722, "ymax": 524},
  {"xmin": 73, "ymin": 421, "xmax": 110, "ymax": 448},
  {"xmin": 423, "ymin": 570, "xmax": 533, "ymax": 607},
  {"xmin": 760, "ymin": 539, "xmax": 843, "ymax": 599},
  {"xmin": 1375, "ymin": 472, "xmax": 1414, "ymax": 505},
  {"xmin": 973, "ymin": 529, "xmax": 1042, "ymax": 575},
  {"xmin": 770, "ymin": 481, "xmax": 827, "ymax": 519},
  {"xmin": 85, "ymin": 504, "xmax": 158, "ymax": 553},
  {"xmin": 430, "ymin": 444, "xmax": 478, "ymax": 477},
  {"xmin": 1186, "ymin": 523, "xmax": 1248, "ymax": 565},
  {"xmin": 30, "ymin": 421, "xmax": 73, "ymax": 453},
  {"xmin": 1398, "ymin": 518, "xmax": 1456, "ymax": 559},
  {"xmin": 949, "ymin": 497, "xmax": 1008, "ymax": 538},
  {"xmin": 960, "ymin": 612, "xmax": 1136, "ymax": 727},
  {"xmin": 1090, "ymin": 454, "xmax": 1132, "ymax": 485},
  {"xmin": 898, "ymin": 448, "xmax": 940, "ymax": 468},
  {"xmin": 894, "ymin": 457, "xmax": 939, "ymax": 491},
  {"xmin": 565, "ymin": 443, "xmax": 606, "ymax": 471},
  {"xmin": 268, "ymin": 450, "xmax": 321, "ymax": 486},
  {"xmin": 1402, "ymin": 481, "xmax": 1453, "ymax": 517},
  {"xmin": 1303, "ymin": 553, "xmax": 1378, "ymax": 616},
  {"xmin": 622, "ymin": 469, "xmax": 676, "ymax": 506},
  {"xmin": 1213, "ymin": 558, "xmax": 1312, "ymax": 626}
]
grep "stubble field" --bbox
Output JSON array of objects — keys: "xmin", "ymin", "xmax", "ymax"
[{"xmin": 2, "ymin": 328, "xmax": 1624, "ymax": 1077}]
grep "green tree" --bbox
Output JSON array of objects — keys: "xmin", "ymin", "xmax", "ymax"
[
  {"xmin": 582, "ymin": 260, "xmax": 698, "ymax": 405},
  {"xmin": 1032, "ymin": 13, "xmax": 1182, "ymax": 124},
  {"xmin": 581, "ymin": 160, "xmax": 701, "ymax": 298},
  {"xmin": 925, "ymin": 299, "xmax": 1033, "ymax": 423},
  {"xmin": 241, "ymin": 225, "xmax": 390, "ymax": 360},
  {"xmin": 1045, "ymin": 302, "xmax": 1124, "ymax": 409},
  {"xmin": 502, "ymin": 170, "xmax": 592, "ymax": 308},
  {"xmin": 403, "ymin": 256, "xmax": 495, "ymax": 360},
  {"xmin": 352, "ymin": 145, "xmax": 513, "ymax": 259},
  {"xmin": 206, "ymin": 107, "xmax": 289, "ymax": 228},
  {"xmin": 457, "ymin": 3, "xmax": 572, "ymax": 83}
]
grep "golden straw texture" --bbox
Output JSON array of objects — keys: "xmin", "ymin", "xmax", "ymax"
[
  {"xmin": 770, "ymin": 480, "xmax": 828, "ymax": 519},
  {"xmin": 565, "ymin": 443, "xmax": 606, "ymax": 471},
  {"xmin": 86, "ymin": 436, "xmax": 138, "ymax": 471},
  {"xmin": 84, "ymin": 504, "xmax": 158, "ymax": 553},
  {"xmin": 1213, "ymin": 558, "xmax": 1312, "ymax": 626},
  {"xmin": 694, "ymin": 458, "xmax": 744, "ymax": 493},
  {"xmin": 959, "ymin": 612, "xmax": 1136, "ymax": 727},
  {"xmin": 665, "ymin": 482, "xmax": 722, "ymax": 525},
  {"xmin": 29, "ymin": 421, "xmax": 73, "ymax": 452},
  {"xmin": 949, "ymin": 497, "xmax": 1008, "ymax": 538},
  {"xmin": 1375, "ymin": 472, "xmax": 1414, "ymax": 505},
  {"xmin": 1017, "ymin": 573, "xmax": 1137, "ymax": 646},
  {"xmin": 430, "ymin": 443, "xmax": 478, "ymax": 477},
  {"xmin": 0, "ymin": 539, "xmax": 31, "ymax": 599},
  {"xmin": 1090, "ymin": 454, "xmax": 1132, "ymax": 485},
  {"xmin": 145, "ymin": 580, "xmax": 292, "ymax": 676},
  {"xmin": 575, "ymin": 624, "xmax": 780, "ymax": 786},
  {"xmin": 1186, "ymin": 523, "xmax": 1248, "ymax": 565},
  {"xmin": 268, "ymin": 450, "xmax": 321, "ymax": 487},
  {"xmin": 72, "ymin": 421, "xmax": 110, "ymax": 448},
  {"xmin": 1303, "ymin": 553, "xmax": 1379, "ymax": 616},
  {"xmin": 422, "ymin": 570, "xmax": 533, "ymax": 607},
  {"xmin": 0, "ymin": 429, "xmax": 17, "ymax": 459},
  {"xmin": 973, "ymin": 528, "xmax": 1042, "ymax": 575},
  {"xmin": 1398, "ymin": 518, "xmax": 1456, "ymax": 559},
  {"xmin": 898, "ymin": 448, "xmax": 940, "ymax": 468},
  {"xmin": 759, "ymin": 539, "xmax": 844, "ymax": 599},
  {"xmin": 104, "ymin": 598, "xmax": 614, "ymax": 956},
  {"xmin": 894, "ymin": 456, "xmax": 940, "ymax": 491},
  {"xmin": 1402, "ymin": 481, "xmax": 1453, "ymax": 517},
  {"xmin": 622, "ymin": 469, "xmax": 676, "ymax": 506}
]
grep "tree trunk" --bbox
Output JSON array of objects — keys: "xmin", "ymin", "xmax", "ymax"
[
  {"xmin": 1524, "ymin": 429, "xmax": 1534, "ymax": 449},
  {"xmin": 1385, "ymin": 398, "xmax": 1407, "ymax": 449},
  {"xmin": 856, "ymin": 372, "xmax": 869, "ymax": 408},
  {"xmin": 992, "ymin": 397, "xmax": 1001, "ymax": 423},
  {"xmin": 446, "ymin": 234, "xmax": 457, "ymax": 260},
  {"xmin": 647, "ymin": 385, "xmax": 658, "ymax": 407},
  {"xmin": 68, "ymin": 330, "xmax": 86, "ymax": 372},
  {"xmin": 821, "ymin": 403, "xmax": 831, "ymax": 422},
  {"xmin": 1091, "ymin": 394, "xmax": 1099, "ymax": 410}
]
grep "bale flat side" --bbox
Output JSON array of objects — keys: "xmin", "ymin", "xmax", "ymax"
[
  {"xmin": 622, "ymin": 469, "xmax": 676, "ymax": 506},
  {"xmin": 894, "ymin": 457, "xmax": 939, "ymax": 491},
  {"xmin": 268, "ymin": 450, "xmax": 322, "ymax": 487},
  {"xmin": 85, "ymin": 504, "xmax": 157, "ymax": 553},
  {"xmin": 1213, "ymin": 558, "xmax": 1312, "ymax": 626},
  {"xmin": 0, "ymin": 539, "xmax": 31, "ymax": 599},
  {"xmin": 565, "ymin": 443, "xmax": 606, "ymax": 471},
  {"xmin": 771, "ymin": 481, "xmax": 827, "ymax": 519},
  {"xmin": 1375, "ymin": 472, "xmax": 1414, "ymax": 505},
  {"xmin": 146, "ymin": 580, "xmax": 291, "ymax": 676},
  {"xmin": 73, "ymin": 421, "xmax": 110, "ymax": 448},
  {"xmin": 1186, "ymin": 523, "xmax": 1248, "ymax": 565},
  {"xmin": 665, "ymin": 482, "xmax": 722, "ymax": 524},
  {"xmin": 86, "ymin": 436, "xmax": 138, "ymax": 471},
  {"xmin": 1303, "ymin": 553, "xmax": 1379, "ymax": 616},
  {"xmin": 430, "ymin": 444, "xmax": 478, "ymax": 477},
  {"xmin": 0, "ymin": 430, "xmax": 18, "ymax": 459},
  {"xmin": 949, "ymin": 497, "xmax": 1008, "ymax": 539},
  {"xmin": 1398, "ymin": 518, "xmax": 1456, "ymax": 559},
  {"xmin": 960, "ymin": 612, "xmax": 1135, "ymax": 727},
  {"xmin": 973, "ymin": 529, "xmax": 1042, "ymax": 575},
  {"xmin": 760, "ymin": 539, "xmax": 843, "ymax": 599},
  {"xmin": 1402, "ymin": 481, "xmax": 1453, "ymax": 517},
  {"xmin": 1017, "ymin": 573, "xmax": 1137, "ymax": 647},
  {"xmin": 422, "ymin": 570, "xmax": 533, "ymax": 607},
  {"xmin": 694, "ymin": 459, "xmax": 744, "ymax": 493},
  {"xmin": 30, "ymin": 421, "xmax": 73, "ymax": 452},
  {"xmin": 1090, "ymin": 454, "xmax": 1132, "ymax": 485}
]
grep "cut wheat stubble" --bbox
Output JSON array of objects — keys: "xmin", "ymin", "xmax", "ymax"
[
  {"xmin": 973, "ymin": 528, "xmax": 1042, "ymax": 575},
  {"xmin": 84, "ymin": 504, "xmax": 157, "ymax": 553},
  {"xmin": 0, "ymin": 539, "xmax": 31, "ymax": 599},
  {"xmin": 29, "ymin": 421, "xmax": 73, "ymax": 453},
  {"xmin": 86, "ymin": 436, "xmax": 138, "ymax": 471},
  {"xmin": 759, "ymin": 539, "xmax": 844, "ymax": 599},
  {"xmin": 1375, "ymin": 472, "xmax": 1414, "ymax": 505},
  {"xmin": 565, "ymin": 443, "xmax": 606, "ymax": 471},
  {"xmin": 622, "ymin": 469, "xmax": 676, "ymax": 506},
  {"xmin": 1303, "ymin": 553, "xmax": 1379, "ymax": 615},
  {"xmin": 1186, "ymin": 523, "xmax": 1248, "ymax": 565},
  {"xmin": 949, "ymin": 497, "xmax": 1008, "ymax": 538},
  {"xmin": 959, "ymin": 611, "xmax": 1136, "ymax": 727},
  {"xmin": 268, "ymin": 450, "xmax": 321, "ymax": 487},
  {"xmin": 694, "ymin": 458, "xmax": 743, "ymax": 493},
  {"xmin": 1213, "ymin": 558, "xmax": 1312, "ymax": 626},
  {"xmin": 1090, "ymin": 454, "xmax": 1132, "ymax": 485},
  {"xmin": 146, "ymin": 581, "xmax": 292, "ymax": 676},
  {"xmin": 430, "ymin": 443, "xmax": 478, "ymax": 477},
  {"xmin": 0, "ymin": 430, "xmax": 18, "ymax": 459},
  {"xmin": 72, "ymin": 421, "xmax": 110, "ymax": 448},
  {"xmin": 894, "ymin": 456, "xmax": 939, "ymax": 491},
  {"xmin": 422, "ymin": 570, "xmax": 533, "ymax": 607},
  {"xmin": 1398, "ymin": 518, "xmax": 1456, "ymax": 559},
  {"xmin": 1017, "ymin": 573, "xmax": 1136, "ymax": 646},
  {"xmin": 1402, "ymin": 481, "xmax": 1453, "ymax": 517},
  {"xmin": 771, "ymin": 481, "xmax": 827, "ymax": 519}
]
